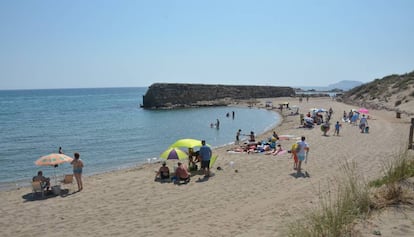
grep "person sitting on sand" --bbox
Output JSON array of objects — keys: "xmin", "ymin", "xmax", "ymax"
[
  {"xmin": 33, "ymin": 171, "xmax": 50, "ymax": 190},
  {"xmin": 155, "ymin": 161, "xmax": 170, "ymax": 180},
  {"xmin": 175, "ymin": 162, "xmax": 190, "ymax": 183},
  {"xmin": 272, "ymin": 144, "xmax": 284, "ymax": 155}
]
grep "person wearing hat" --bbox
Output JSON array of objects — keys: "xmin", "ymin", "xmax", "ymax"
[{"xmin": 155, "ymin": 161, "xmax": 170, "ymax": 181}]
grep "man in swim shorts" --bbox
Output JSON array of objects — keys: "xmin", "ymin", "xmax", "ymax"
[{"xmin": 199, "ymin": 140, "xmax": 212, "ymax": 177}]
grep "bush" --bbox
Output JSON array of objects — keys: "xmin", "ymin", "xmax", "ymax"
[{"xmin": 395, "ymin": 100, "xmax": 402, "ymax": 106}]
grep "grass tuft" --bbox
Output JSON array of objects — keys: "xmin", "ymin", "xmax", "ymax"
[
  {"xmin": 287, "ymin": 161, "xmax": 371, "ymax": 237},
  {"xmin": 287, "ymin": 149, "xmax": 414, "ymax": 237}
]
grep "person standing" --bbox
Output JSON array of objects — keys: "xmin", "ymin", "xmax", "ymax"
[
  {"xmin": 248, "ymin": 131, "xmax": 255, "ymax": 143},
  {"xmin": 199, "ymin": 140, "xmax": 212, "ymax": 177},
  {"xmin": 359, "ymin": 114, "xmax": 368, "ymax": 133},
  {"xmin": 235, "ymin": 129, "xmax": 242, "ymax": 145},
  {"xmin": 296, "ymin": 136, "xmax": 309, "ymax": 174},
  {"xmin": 290, "ymin": 143, "xmax": 299, "ymax": 170},
  {"xmin": 58, "ymin": 147, "xmax": 63, "ymax": 154},
  {"xmin": 71, "ymin": 152, "xmax": 84, "ymax": 191},
  {"xmin": 334, "ymin": 121, "xmax": 342, "ymax": 136}
]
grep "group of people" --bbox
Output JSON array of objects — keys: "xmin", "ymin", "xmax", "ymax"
[
  {"xmin": 235, "ymin": 129, "xmax": 256, "ymax": 145},
  {"xmin": 34, "ymin": 147, "xmax": 84, "ymax": 194},
  {"xmin": 155, "ymin": 140, "xmax": 213, "ymax": 184}
]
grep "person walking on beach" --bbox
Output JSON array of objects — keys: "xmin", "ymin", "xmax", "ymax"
[
  {"xmin": 71, "ymin": 152, "xmax": 84, "ymax": 191},
  {"xmin": 334, "ymin": 121, "xmax": 342, "ymax": 136},
  {"xmin": 296, "ymin": 136, "xmax": 309, "ymax": 174},
  {"xmin": 290, "ymin": 143, "xmax": 299, "ymax": 170},
  {"xmin": 359, "ymin": 114, "xmax": 368, "ymax": 133},
  {"xmin": 199, "ymin": 140, "xmax": 212, "ymax": 177}
]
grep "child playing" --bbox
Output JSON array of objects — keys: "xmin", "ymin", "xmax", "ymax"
[
  {"xmin": 334, "ymin": 121, "xmax": 342, "ymax": 136},
  {"xmin": 290, "ymin": 143, "xmax": 299, "ymax": 170}
]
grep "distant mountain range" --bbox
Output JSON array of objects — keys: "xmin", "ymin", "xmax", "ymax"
[{"xmin": 299, "ymin": 80, "xmax": 364, "ymax": 91}]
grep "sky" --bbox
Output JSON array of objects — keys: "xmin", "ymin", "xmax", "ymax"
[{"xmin": 0, "ymin": 0, "xmax": 413, "ymax": 90}]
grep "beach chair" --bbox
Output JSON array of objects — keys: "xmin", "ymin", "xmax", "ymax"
[
  {"xmin": 60, "ymin": 174, "xmax": 74, "ymax": 190},
  {"xmin": 32, "ymin": 181, "xmax": 44, "ymax": 199}
]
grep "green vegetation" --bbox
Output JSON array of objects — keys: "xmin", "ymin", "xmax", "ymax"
[
  {"xmin": 287, "ymin": 162, "xmax": 371, "ymax": 237},
  {"xmin": 369, "ymin": 150, "xmax": 414, "ymax": 188},
  {"xmin": 287, "ymin": 149, "xmax": 414, "ymax": 237},
  {"xmin": 344, "ymin": 70, "xmax": 414, "ymax": 103}
]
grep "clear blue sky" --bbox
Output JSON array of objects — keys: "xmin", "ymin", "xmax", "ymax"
[{"xmin": 1, "ymin": 0, "xmax": 413, "ymax": 90}]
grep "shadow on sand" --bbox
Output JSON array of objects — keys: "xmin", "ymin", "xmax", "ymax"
[
  {"xmin": 290, "ymin": 171, "xmax": 311, "ymax": 179},
  {"xmin": 22, "ymin": 188, "xmax": 78, "ymax": 202}
]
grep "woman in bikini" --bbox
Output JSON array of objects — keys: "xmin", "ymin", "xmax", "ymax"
[{"xmin": 71, "ymin": 152, "xmax": 84, "ymax": 191}]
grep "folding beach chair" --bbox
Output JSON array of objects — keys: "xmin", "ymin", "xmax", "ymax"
[{"xmin": 32, "ymin": 181, "xmax": 44, "ymax": 199}]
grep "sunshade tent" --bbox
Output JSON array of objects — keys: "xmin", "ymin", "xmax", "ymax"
[
  {"xmin": 209, "ymin": 154, "xmax": 218, "ymax": 168},
  {"xmin": 169, "ymin": 138, "xmax": 210, "ymax": 148},
  {"xmin": 160, "ymin": 147, "xmax": 188, "ymax": 160}
]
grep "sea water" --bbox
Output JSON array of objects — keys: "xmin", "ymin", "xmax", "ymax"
[{"xmin": 0, "ymin": 87, "xmax": 281, "ymax": 190}]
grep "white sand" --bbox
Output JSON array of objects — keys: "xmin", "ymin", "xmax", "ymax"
[{"xmin": 1, "ymin": 97, "xmax": 413, "ymax": 237}]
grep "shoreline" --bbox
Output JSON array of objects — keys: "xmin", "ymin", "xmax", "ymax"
[
  {"xmin": 0, "ymin": 104, "xmax": 282, "ymax": 192},
  {"xmin": 1, "ymin": 96, "xmax": 413, "ymax": 237}
]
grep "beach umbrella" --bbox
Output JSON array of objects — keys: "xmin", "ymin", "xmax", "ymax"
[
  {"xmin": 169, "ymin": 138, "xmax": 210, "ymax": 148},
  {"xmin": 358, "ymin": 108, "xmax": 369, "ymax": 114},
  {"xmin": 160, "ymin": 148, "xmax": 188, "ymax": 160},
  {"xmin": 35, "ymin": 153, "xmax": 73, "ymax": 184},
  {"xmin": 35, "ymin": 153, "xmax": 73, "ymax": 166}
]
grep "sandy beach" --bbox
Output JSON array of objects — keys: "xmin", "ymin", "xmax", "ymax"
[{"xmin": 1, "ymin": 97, "xmax": 413, "ymax": 237}]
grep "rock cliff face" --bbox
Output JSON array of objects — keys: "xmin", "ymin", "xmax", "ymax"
[{"xmin": 142, "ymin": 83, "xmax": 295, "ymax": 109}]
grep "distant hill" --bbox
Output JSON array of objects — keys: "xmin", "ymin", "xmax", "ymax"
[
  {"xmin": 341, "ymin": 71, "xmax": 414, "ymax": 115},
  {"xmin": 327, "ymin": 80, "xmax": 363, "ymax": 91},
  {"xmin": 299, "ymin": 80, "xmax": 363, "ymax": 91}
]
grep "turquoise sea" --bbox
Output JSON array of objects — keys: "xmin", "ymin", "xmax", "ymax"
[{"xmin": 0, "ymin": 87, "xmax": 281, "ymax": 190}]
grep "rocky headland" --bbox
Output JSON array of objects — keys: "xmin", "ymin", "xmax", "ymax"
[{"xmin": 141, "ymin": 83, "xmax": 295, "ymax": 109}]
